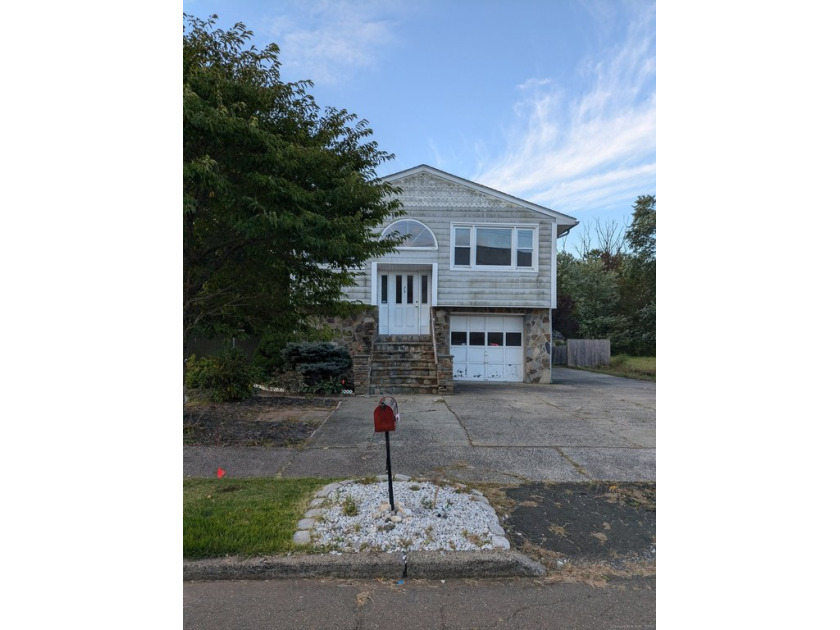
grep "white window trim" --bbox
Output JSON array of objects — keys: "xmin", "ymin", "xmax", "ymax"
[
  {"xmin": 380, "ymin": 219, "xmax": 438, "ymax": 250},
  {"xmin": 370, "ymin": 262, "xmax": 438, "ymax": 306},
  {"xmin": 449, "ymin": 223, "xmax": 539, "ymax": 272}
]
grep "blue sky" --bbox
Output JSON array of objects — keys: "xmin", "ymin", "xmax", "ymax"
[{"xmin": 183, "ymin": 0, "xmax": 656, "ymax": 250}]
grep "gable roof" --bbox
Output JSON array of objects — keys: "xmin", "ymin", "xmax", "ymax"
[{"xmin": 381, "ymin": 164, "xmax": 579, "ymax": 233}]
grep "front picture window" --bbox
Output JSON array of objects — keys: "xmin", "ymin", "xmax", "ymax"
[
  {"xmin": 451, "ymin": 225, "xmax": 536, "ymax": 270},
  {"xmin": 476, "ymin": 228, "xmax": 512, "ymax": 266}
]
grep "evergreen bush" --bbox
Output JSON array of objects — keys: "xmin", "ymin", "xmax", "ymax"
[
  {"xmin": 184, "ymin": 348, "xmax": 256, "ymax": 402},
  {"xmin": 252, "ymin": 331, "xmax": 296, "ymax": 381},
  {"xmin": 280, "ymin": 342, "xmax": 352, "ymax": 391}
]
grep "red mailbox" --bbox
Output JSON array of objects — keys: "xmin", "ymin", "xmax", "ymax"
[{"xmin": 374, "ymin": 396, "xmax": 399, "ymax": 432}]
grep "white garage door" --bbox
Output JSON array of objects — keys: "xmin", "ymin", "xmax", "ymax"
[{"xmin": 450, "ymin": 315, "xmax": 523, "ymax": 382}]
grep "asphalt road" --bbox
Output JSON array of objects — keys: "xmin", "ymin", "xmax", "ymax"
[{"xmin": 184, "ymin": 576, "xmax": 656, "ymax": 630}]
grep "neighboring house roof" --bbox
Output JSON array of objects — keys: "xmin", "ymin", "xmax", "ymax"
[{"xmin": 381, "ymin": 164, "xmax": 579, "ymax": 236}]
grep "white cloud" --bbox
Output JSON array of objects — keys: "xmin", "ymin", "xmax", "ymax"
[
  {"xmin": 268, "ymin": 0, "xmax": 405, "ymax": 86},
  {"xmin": 473, "ymin": 9, "xmax": 656, "ymax": 216}
]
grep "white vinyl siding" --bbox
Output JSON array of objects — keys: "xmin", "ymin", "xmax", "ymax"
[{"xmin": 343, "ymin": 169, "xmax": 576, "ymax": 309}]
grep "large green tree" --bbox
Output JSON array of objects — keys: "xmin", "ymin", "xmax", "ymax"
[
  {"xmin": 563, "ymin": 255, "xmax": 626, "ymax": 341},
  {"xmin": 619, "ymin": 195, "xmax": 656, "ymax": 355},
  {"xmin": 183, "ymin": 15, "xmax": 403, "ymax": 351},
  {"xmin": 554, "ymin": 195, "xmax": 656, "ymax": 355},
  {"xmin": 625, "ymin": 195, "xmax": 656, "ymax": 262}
]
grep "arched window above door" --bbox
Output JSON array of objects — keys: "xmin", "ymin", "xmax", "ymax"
[{"xmin": 381, "ymin": 219, "xmax": 438, "ymax": 249}]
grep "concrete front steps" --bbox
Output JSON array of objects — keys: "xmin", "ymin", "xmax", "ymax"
[{"xmin": 369, "ymin": 335, "xmax": 439, "ymax": 395}]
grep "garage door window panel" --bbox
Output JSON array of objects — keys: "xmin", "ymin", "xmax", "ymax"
[{"xmin": 469, "ymin": 332, "xmax": 485, "ymax": 345}]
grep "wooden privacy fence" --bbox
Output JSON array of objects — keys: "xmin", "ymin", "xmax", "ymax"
[
  {"xmin": 185, "ymin": 337, "xmax": 260, "ymax": 361},
  {"xmin": 552, "ymin": 339, "xmax": 611, "ymax": 367}
]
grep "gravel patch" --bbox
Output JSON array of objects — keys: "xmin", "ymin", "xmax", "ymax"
[{"xmin": 300, "ymin": 479, "xmax": 509, "ymax": 554}]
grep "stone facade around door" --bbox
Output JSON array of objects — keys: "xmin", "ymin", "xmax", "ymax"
[
  {"xmin": 324, "ymin": 306, "xmax": 553, "ymax": 391},
  {"xmin": 434, "ymin": 307, "xmax": 552, "ymax": 385},
  {"xmin": 322, "ymin": 308, "xmax": 453, "ymax": 395}
]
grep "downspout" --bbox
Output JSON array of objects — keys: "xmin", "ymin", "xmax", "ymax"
[
  {"xmin": 431, "ymin": 308, "xmax": 438, "ymax": 364},
  {"xmin": 431, "ymin": 307, "xmax": 439, "ymax": 391}
]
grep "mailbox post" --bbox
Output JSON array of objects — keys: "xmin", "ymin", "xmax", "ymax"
[{"xmin": 373, "ymin": 396, "xmax": 399, "ymax": 512}]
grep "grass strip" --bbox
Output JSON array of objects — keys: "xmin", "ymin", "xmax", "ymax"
[
  {"xmin": 183, "ymin": 477, "xmax": 336, "ymax": 558},
  {"xmin": 574, "ymin": 355, "xmax": 655, "ymax": 381}
]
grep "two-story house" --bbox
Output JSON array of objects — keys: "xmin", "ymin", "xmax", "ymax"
[{"xmin": 327, "ymin": 164, "xmax": 578, "ymax": 395}]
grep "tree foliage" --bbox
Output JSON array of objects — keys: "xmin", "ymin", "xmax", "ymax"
[
  {"xmin": 183, "ymin": 15, "xmax": 403, "ymax": 350},
  {"xmin": 625, "ymin": 194, "xmax": 656, "ymax": 262},
  {"xmin": 554, "ymin": 195, "xmax": 656, "ymax": 355},
  {"xmin": 184, "ymin": 348, "xmax": 257, "ymax": 402},
  {"xmin": 619, "ymin": 195, "xmax": 656, "ymax": 354}
]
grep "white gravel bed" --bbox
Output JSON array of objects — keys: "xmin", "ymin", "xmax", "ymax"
[{"xmin": 305, "ymin": 480, "xmax": 507, "ymax": 553}]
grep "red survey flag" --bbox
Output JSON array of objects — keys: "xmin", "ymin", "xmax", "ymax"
[{"xmin": 216, "ymin": 467, "xmax": 226, "ymax": 478}]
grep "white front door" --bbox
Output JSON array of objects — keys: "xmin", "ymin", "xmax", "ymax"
[{"xmin": 378, "ymin": 270, "xmax": 431, "ymax": 335}]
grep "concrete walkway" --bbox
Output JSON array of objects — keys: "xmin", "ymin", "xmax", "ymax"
[{"xmin": 184, "ymin": 367, "xmax": 655, "ymax": 484}]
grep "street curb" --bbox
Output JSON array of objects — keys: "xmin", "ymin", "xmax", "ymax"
[
  {"xmin": 407, "ymin": 550, "xmax": 546, "ymax": 579},
  {"xmin": 183, "ymin": 550, "xmax": 545, "ymax": 581}
]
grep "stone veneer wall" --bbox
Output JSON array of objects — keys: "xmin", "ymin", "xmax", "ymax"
[
  {"xmin": 431, "ymin": 307, "xmax": 449, "ymax": 359},
  {"xmin": 523, "ymin": 309, "xmax": 552, "ymax": 384},
  {"xmin": 321, "ymin": 309, "xmax": 377, "ymax": 394},
  {"xmin": 323, "ymin": 306, "xmax": 550, "ymax": 390},
  {"xmin": 434, "ymin": 307, "xmax": 552, "ymax": 385},
  {"xmin": 431, "ymin": 308, "xmax": 454, "ymax": 395},
  {"xmin": 325, "ymin": 307, "xmax": 457, "ymax": 395},
  {"xmin": 322, "ymin": 309, "xmax": 377, "ymax": 356},
  {"xmin": 436, "ymin": 354, "xmax": 454, "ymax": 395}
]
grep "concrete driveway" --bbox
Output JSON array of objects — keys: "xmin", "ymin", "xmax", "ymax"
[{"xmin": 185, "ymin": 367, "xmax": 655, "ymax": 484}]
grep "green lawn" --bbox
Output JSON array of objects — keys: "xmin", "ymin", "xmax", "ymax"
[
  {"xmin": 183, "ymin": 477, "xmax": 335, "ymax": 558},
  {"xmin": 575, "ymin": 354, "xmax": 656, "ymax": 381}
]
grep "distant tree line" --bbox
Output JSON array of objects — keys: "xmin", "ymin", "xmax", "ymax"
[{"xmin": 554, "ymin": 195, "xmax": 655, "ymax": 356}]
